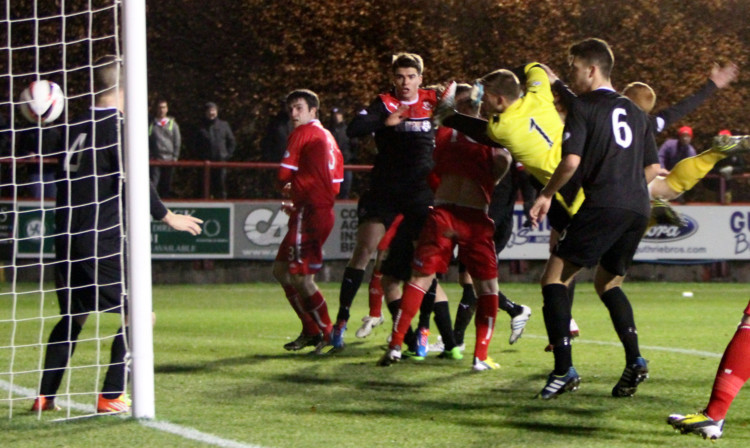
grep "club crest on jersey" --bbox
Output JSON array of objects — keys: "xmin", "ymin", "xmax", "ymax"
[
  {"xmin": 422, "ymin": 101, "xmax": 433, "ymax": 110},
  {"xmin": 401, "ymin": 120, "xmax": 432, "ymax": 133}
]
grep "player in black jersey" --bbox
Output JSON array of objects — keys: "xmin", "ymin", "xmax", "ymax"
[
  {"xmin": 529, "ymin": 38, "xmax": 661, "ymax": 400},
  {"xmin": 330, "ymin": 53, "xmax": 438, "ymax": 352},
  {"xmin": 31, "ymin": 56, "xmax": 203, "ymax": 414}
]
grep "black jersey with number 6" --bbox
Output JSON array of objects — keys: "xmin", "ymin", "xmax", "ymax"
[{"xmin": 562, "ymin": 88, "xmax": 658, "ymax": 217}]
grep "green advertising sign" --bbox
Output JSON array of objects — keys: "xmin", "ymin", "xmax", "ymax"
[
  {"xmin": 151, "ymin": 203, "xmax": 233, "ymax": 259},
  {"xmin": 3, "ymin": 201, "xmax": 232, "ymax": 259},
  {"xmin": 0, "ymin": 202, "xmax": 56, "ymax": 259}
]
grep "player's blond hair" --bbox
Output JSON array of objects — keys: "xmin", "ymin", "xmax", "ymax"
[
  {"xmin": 94, "ymin": 55, "xmax": 121, "ymax": 95},
  {"xmin": 480, "ymin": 69, "xmax": 521, "ymax": 101},
  {"xmin": 622, "ymin": 82, "xmax": 656, "ymax": 113}
]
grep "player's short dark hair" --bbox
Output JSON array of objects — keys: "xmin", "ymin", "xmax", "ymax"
[
  {"xmin": 455, "ymin": 82, "xmax": 479, "ymax": 115},
  {"xmin": 94, "ymin": 55, "xmax": 121, "ymax": 93},
  {"xmin": 480, "ymin": 69, "xmax": 521, "ymax": 100},
  {"xmin": 286, "ymin": 89, "xmax": 319, "ymax": 110},
  {"xmin": 391, "ymin": 53, "xmax": 423, "ymax": 75},
  {"xmin": 569, "ymin": 38, "xmax": 614, "ymax": 79}
]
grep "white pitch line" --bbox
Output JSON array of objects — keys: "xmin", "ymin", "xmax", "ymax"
[
  {"xmin": 522, "ymin": 334, "xmax": 723, "ymax": 358},
  {"xmin": 0, "ymin": 379, "xmax": 268, "ymax": 448}
]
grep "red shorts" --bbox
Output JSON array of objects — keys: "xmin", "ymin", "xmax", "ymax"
[
  {"xmin": 275, "ymin": 204, "xmax": 334, "ymax": 275},
  {"xmin": 412, "ymin": 205, "xmax": 497, "ymax": 281}
]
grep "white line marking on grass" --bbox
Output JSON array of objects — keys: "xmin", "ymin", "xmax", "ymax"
[
  {"xmin": 140, "ymin": 420, "xmax": 267, "ymax": 448},
  {"xmin": 0, "ymin": 379, "xmax": 268, "ymax": 448},
  {"xmin": 523, "ymin": 334, "xmax": 722, "ymax": 358}
]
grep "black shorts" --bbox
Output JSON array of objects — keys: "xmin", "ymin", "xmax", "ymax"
[
  {"xmin": 357, "ymin": 187, "xmax": 432, "ymax": 230},
  {"xmin": 55, "ymin": 253, "xmax": 125, "ymax": 315},
  {"xmin": 488, "ymin": 174, "xmax": 516, "ymax": 253},
  {"xmin": 547, "ymin": 199, "xmax": 572, "ymax": 233},
  {"xmin": 554, "ymin": 207, "xmax": 648, "ymax": 276},
  {"xmin": 380, "ymin": 205, "xmax": 430, "ymax": 281}
]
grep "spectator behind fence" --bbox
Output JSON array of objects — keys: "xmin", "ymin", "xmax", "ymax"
[
  {"xmin": 260, "ymin": 100, "xmax": 291, "ymax": 163},
  {"xmin": 17, "ymin": 124, "xmax": 62, "ymax": 199},
  {"xmin": 326, "ymin": 107, "xmax": 356, "ymax": 198},
  {"xmin": 196, "ymin": 102, "xmax": 236, "ymax": 199},
  {"xmin": 148, "ymin": 99, "xmax": 181, "ymax": 198},
  {"xmin": 659, "ymin": 125, "xmax": 697, "ymax": 171}
]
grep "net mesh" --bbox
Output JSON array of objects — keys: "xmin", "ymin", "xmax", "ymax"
[{"xmin": 0, "ymin": 1, "xmax": 127, "ymax": 419}]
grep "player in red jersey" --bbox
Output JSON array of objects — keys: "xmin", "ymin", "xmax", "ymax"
[
  {"xmin": 273, "ymin": 89, "xmax": 343, "ymax": 354},
  {"xmin": 378, "ymin": 84, "xmax": 512, "ymax": 370}
]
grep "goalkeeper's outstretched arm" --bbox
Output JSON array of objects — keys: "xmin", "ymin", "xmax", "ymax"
[{"xmin": 442, "ymin": 113, "xmax": 501, "ymax": 148}]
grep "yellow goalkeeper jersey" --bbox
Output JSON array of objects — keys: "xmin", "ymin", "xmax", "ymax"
[{"xmin": 486, "ymin": 63, "xmax": 584, "ymax": 216}]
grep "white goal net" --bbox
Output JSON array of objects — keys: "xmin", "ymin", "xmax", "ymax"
[{"xmin": 0, "ymin": 0, "xmax": 154, "ymax": 419}]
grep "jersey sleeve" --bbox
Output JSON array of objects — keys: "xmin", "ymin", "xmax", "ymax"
[
  {"xmin": 643, "ymin": 120, "xmax": 659, "ymax": 167},
  {"xmin": 652, "ymin": 80, "xmax": 718, "ymax": 134},
  {"xmin": 346, "ymin": 97, "xmax": 387, "ymax": 138},
  {"xmin": 524, "ymin": 63, "xmax": 553, "ymax": 103},
  {"xmin": 149, "ymin": 181, "xmax": 168, "ymax": 220},
  {"xmin": 561, "ymin": 99, "xmax": 586, "ymax": 158},
  {"xmin": 279, "ymin": 129, "xmax": 303, "ymax": 183}
]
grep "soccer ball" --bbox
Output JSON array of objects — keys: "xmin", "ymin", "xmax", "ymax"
[{"xmin": 18, "ymin": 80, "xmax": 65, "ymax": 124}]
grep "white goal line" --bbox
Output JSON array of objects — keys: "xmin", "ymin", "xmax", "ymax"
[{"xmin": 0, "ymin": 380, "xmax": 268, "ymax": 448}]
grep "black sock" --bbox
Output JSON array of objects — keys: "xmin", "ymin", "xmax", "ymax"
[
  {"xmin": 568, "ymin": 277, "xmax": 577, "ymax": 308},
  {"xmin": 498, "ymin": 290, "xmax": 523, "ymax": 317},
  {"xmin": 417, "ymin": 279, "xmax": 437, "ymax": 329},
  {"xmin": 600, "ymin": 287, "xmax": 640, "ymax": 364},
  {"xmin": 433, "ymin": 301, "xmax": 456, "ymax": 351},
  {"xmin": 453, "ymin": 284, "xmax": 477, "ymax": 346},
  {"xmin": 102, "ymin": 327, "xmax": 128, "ymax": 399},
  {"xmin": 40, "ymin": 316, "xmax": 83, "ymax": 397},
  {"xmin": 336, "ymin": 267, "xmax": 365, "ymax": 322},
  {"xmin": 552, "ymin": 338, "xmax": 572, "ymax": 376},
  {"xmin": 542, "ymin": 283, "xmax": 573, "ymax": 375}
]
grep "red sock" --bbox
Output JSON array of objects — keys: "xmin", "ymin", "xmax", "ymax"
[
  {"xmin": 305, "ymin": 290, "xmax": 333, "ymax": 336},
  {"xmin": 474, "ymin": 293, "xmax": 499, "ymax": 361},
  {"xmin": 283, "ymin": 285, "xmax": 319, "ymax": 336},
  {"xmin": 706, "ymin": 325, "xmax": 750, "ymax": 421},
  {"xmin": 368, "ymin": 272, "xmax": 384, "ymax": 318},
  {"xmin": 390, "ymin": 282, "xmax": 425, "ymax": 348}
]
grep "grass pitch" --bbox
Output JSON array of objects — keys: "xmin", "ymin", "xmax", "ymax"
[{"xmin": 2, "ymin": 281, "xmax": 750, "ymax": 447}]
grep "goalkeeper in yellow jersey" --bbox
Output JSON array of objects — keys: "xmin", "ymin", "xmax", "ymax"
[
  {"xmin": 435, "ymin": 62, "xmax": 584, "ymax": 348},
  {"xmin": 438, "ymin": 62, "xmax": 584, "ymax": 240}
]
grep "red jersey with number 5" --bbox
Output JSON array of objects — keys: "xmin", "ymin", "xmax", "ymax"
[{"xmin": 280, "ymin": 120, "xmax": 343, "ymax": 207}]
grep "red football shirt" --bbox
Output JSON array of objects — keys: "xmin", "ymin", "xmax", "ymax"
[
  {"xmin": 432, "ymin": 127, "xmax": 498, "ymax": 204},
  {"xmin": 279, "ymin": 120, "xmax": 343, "ymax": 207}
]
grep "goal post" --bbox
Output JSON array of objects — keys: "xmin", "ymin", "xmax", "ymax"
[{"xmin": 123, "ymin": 0, "xmax": 155, "ymax": 420}]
